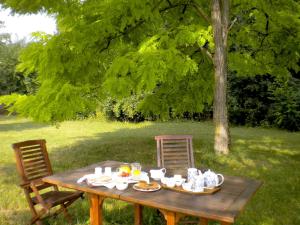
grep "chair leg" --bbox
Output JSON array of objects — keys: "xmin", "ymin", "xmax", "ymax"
[
  {"xmin": 29, "ymin": 216, "xmax": 42, "ymax": 225},
  {"xmin": 199, "ymin": 218, "xmax": 208, "ymax": 225},
  {"xmin": 60, "ymin": 204, "xmax": 72, "ymax": 224},
  {"xmin": 29, "ymin": 208, "xmax": 46, "ymax": 225}
]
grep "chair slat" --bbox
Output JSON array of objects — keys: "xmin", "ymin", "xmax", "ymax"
[
  {"xmin": 22, "ymin": 153, "xmax": 44, "ymax": 160},
  {"xmin": 162, "ymin": 148, "xmax": 188, "ymax": 153},
  {"xmin": 19, "ymin": 145, "xmax": 41, "ymax": 151},
  {"xmin": 25, "ymin": 168, "xmax": 48, "ymax": 177},
  {"xmin": 25, "ymin": 164, "xmax": 48, "ymax": 173},
  {"xmin": 164, "ymin": 160, "xmax": 189, "ymax": 164},
  {"xmin": 23, "ymin": 158, "xmax": 45, "ymax": 165},
  {"xmin": 21, "ymin": 148, "xmax": 43, "ymax": 156}
]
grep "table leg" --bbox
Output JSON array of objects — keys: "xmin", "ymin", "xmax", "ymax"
[
  {"xmin": 199, "ymin": 217, "xmax": 209, "ymax": 225},
  {"xmin": 89, "ymin": 194, "xmax": 105, "ymax": 225},
  {"xmin": 134, "ymin": 204, "xmax": 143, "ymax": 225},
  {"xmin": 159, "ymin": 210, "xmax": 177, "ymax": 225},
  {"xmin": 165, "ymin": 211, "xmax": 176, "ymax": 225}
]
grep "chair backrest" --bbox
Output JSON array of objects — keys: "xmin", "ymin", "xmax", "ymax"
[
  {"xmin": 12, "ymin": 139, "xmax": 53, "ymax": 190},
  {"xmin": 155, "ymin": 135, "xmax": 195, "ymax": 172}
]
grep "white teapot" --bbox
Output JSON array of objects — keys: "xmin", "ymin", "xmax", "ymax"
[{"xmin": 203, "ymin": 169, "xmax": 224, "ymax": 188}]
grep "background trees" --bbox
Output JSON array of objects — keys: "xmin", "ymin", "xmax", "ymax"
[{"xmin": 0, "ymin": 22, "xmax": 37, "ymax": 96}]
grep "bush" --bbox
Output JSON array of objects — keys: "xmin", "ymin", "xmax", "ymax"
[
  {"xmin": 268, "ymin": 77, "xmax": 300, "ymax": 131},
  {"xmin": 228, "ymin": 73, "xmax": 300, "ymax": 131},
  {"xmin": 101, "ymin": 96, "xmax": 145, "ymax": 122}
]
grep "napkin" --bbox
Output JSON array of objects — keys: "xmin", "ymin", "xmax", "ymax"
[{"xmin": 77, "ymin": 174, "xmax": 96, "ymax": 183}]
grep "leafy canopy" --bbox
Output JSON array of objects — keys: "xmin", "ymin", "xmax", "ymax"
[{"xmin": 0, "ymin": 0, "xmax": 299, "ymax": 122}]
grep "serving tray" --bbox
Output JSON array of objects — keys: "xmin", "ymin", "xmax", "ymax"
[{"xmin": 161, "ymin": 184, "xmax": 221, "ymax": 195}]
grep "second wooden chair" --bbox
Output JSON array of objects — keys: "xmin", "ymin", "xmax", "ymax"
[{"xmin": 12, "ymin": 139, "xmax": 84, "ymax": 225}]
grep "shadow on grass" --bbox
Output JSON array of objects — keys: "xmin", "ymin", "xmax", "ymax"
[{"xmin": 0, "ymin": 116, "xmax": 48, "ymax": 132}]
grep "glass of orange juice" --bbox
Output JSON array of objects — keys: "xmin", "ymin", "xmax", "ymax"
[{"xmin": 131, "ymin": 162, "xmax": 142, "ymax": 177}]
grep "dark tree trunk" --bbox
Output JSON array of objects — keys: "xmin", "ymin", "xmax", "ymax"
[{"xmin": 211, "ymin": 0, "xmax": 230, "ymax": 154}]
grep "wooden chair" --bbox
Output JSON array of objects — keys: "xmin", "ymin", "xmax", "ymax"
[
  {"xmin": 155, "ymin": 135, "xmax": 195, "ymax": 174},
  {"xmin": 12, "ymin": 139, "xmax": 84, "ymax": 225},
  {"xmin": 155, "ymin": 135, "xmax": 200, "ymax": 224}
]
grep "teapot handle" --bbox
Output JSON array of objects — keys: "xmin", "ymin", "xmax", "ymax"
[
  {"xmin": 161, "ymin": 168, "xmax": 166, "ymax": 174},
  {"xmin": 217, "ymin": 174, "xmax": 224, "ymax": 186}
]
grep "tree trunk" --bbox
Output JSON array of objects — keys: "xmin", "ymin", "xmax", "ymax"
[{"xmin": 211, "ymin": 0, "xmax": 230, "ymax": 154}]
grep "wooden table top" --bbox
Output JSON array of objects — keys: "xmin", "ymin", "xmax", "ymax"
[{"xmin": 43, "ymin": 160, "xmax": 262, "ymax": 223}]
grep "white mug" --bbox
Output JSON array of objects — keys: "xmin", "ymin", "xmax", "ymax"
[
  {"xmin": 95, "ymin": 167, "xmax": 102, "ymax": 175},
  {"xmin": 104, "ymin": 167, "xmax": 112, "ymax": 176}
]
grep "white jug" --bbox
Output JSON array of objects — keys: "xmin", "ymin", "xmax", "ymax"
[{"xmin": 150, "ymin": 168, "xmax": 166, "ymax": 180}]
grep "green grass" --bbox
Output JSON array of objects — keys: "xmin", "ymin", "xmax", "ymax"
[{"xmin": 0, "ymin": 116, "xmax": 299, "ymax": 225}]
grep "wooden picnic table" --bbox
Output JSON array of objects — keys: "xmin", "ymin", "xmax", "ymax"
[{"xmin": 43, "ymin": 160, "xmax": 262, "ymax": 225}]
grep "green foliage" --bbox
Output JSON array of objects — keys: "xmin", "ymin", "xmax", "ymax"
[
  {"xmin": 229, "ymin": 0, "xmax": 300, "ymax": 77},
  {"xmin": 101, "ymin": 96, "xmax": 146, "ymax": 122},
  {"xmin": 269, "ymin": 77, "xmax": 300, "ymax": 131},
  {"xmin": 0, "ymin": 0, "xmax": 215, "ymax": 122},
  {"xmin": 0, "ymin": 0, "xmax": 299, "ymax": 126},
  {"xmin": 0, "ymin": 31, "xmax": 37, "ymax": 95},
  {"xmin": 228, "ymin": 73, "xmax": 300, "ymax": 131}
]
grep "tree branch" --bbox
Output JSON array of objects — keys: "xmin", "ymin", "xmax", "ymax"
[
  {"xmin": 200, "ymin": 46, "xmax": 213, "ymax": 61},
  {"xmin": 227, "ymin": 17, "xmax": 237, "ymax": 32},
  {"xmin": 191, "ymin": 1, "xmax": 211, "ymax": 23}
]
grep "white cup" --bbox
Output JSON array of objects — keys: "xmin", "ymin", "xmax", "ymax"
[
  {"xmin": 182, "ymin": 182, "xmax": 192, "ymax": 191},
  {"xmin": 173, "ymin": 174, "xmax": 182, "ymax": 181},
  {"xmin": 116, "ymin": 181, "xmax": 128, "ymax": 190},
  {"xmin": 161, "ymin": 177, "xmax": 169, "ymax": 185},
  {"xmin": 95, "ymin": 167, "xmax": 102, "ymax": 175},
  {"xmin": 104, "ymin": 167, "xmax": 112, "ymax": 176},
  {"xmin": 175, "ymin": 178, "xmax": 186, "ymax": 187},
  {"xmin": 166, "ymin": 178, "xmax": 176, "ymax": 188}
]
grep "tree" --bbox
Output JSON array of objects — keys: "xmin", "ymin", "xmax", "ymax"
[
  {"xmin": 211, "ymin": 0, "xmax": 230, "ymax": 154},
  {"xmin": 0, "ymin": 22, "xmax": 37, "ymax": 95},
  {"xmin": 0, "ymin": 0, "xmax": 299, "ymax": 154}
]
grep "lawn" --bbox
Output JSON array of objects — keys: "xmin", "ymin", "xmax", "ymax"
[{"xmin": 0, "ymin": 116, "xmax": 299, "ymax": 225}]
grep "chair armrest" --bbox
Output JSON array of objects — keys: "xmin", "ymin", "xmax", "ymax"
[{"xmin": 30, "ymin": 180, "xmax": 50, "ymax": 211}]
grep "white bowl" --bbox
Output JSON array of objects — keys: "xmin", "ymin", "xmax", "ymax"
[
  {"xmin": 166, "ymin": 179, "xmax": 176, "ymax": 188},
  {"xmin": 104, "ymin": 182, "xmax": 115, "ymax": 189},
  {"xmin": 175, "ymin": 178, "xmax": 186, "ymax": 187},
  {"xmin": 116, "ymin": 182, "xmax": 128, "ymax": 190},
  {"xmin": 160, "ymin": 177, "xmax": 169, "ymax": 185},
  {"xmin": 182, "ymin": 182, "xmax": 192, "ymax": 191}
]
